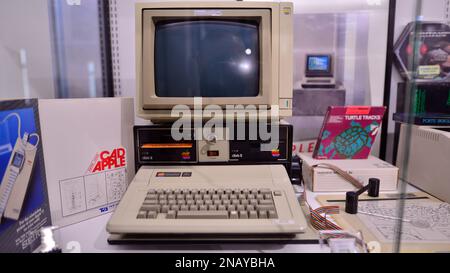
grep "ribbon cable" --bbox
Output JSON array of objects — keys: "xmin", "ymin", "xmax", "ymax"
[{"xmin": 303, "ymin": 163, "xmax": 365, "ymax": 230}]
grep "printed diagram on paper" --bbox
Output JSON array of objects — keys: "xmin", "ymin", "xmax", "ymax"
[
  {"xmin": 357, "ymin": 200, "xmax": 450, "ymax": 243},
  {"xmin": 59, "ymin": 168, "xmax": 127, "ymax": 216}
]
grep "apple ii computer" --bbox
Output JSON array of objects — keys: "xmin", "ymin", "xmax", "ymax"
[
  {"xmin": 107, "ymin": 1, "xmax": 308, "ymax": 240},
  {"xmin": 301, "ymin": 54, "xmax": 336, "ymax": 89}
]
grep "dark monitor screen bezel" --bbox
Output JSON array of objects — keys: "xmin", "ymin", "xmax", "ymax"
[{"xmin": 305, "ymin": 54, "xmax": 333, "ymax": 78}]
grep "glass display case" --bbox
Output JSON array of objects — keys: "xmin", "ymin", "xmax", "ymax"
[{"xmin": 1, "ymin": 0, "xmax": 449, "ymax": 254}]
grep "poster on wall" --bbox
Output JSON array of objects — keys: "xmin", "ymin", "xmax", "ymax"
[{"xmin": 0, "ymin": 99, "xmax": 51, "ymax": 253}]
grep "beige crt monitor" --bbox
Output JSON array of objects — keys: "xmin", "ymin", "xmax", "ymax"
[{"xmin": 135, "ymin": 1, "xmax": 294, "ymax": 122}]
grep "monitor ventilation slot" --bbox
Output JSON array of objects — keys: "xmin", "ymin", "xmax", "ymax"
[{"xmin": 415, "ymin": 129, "xmax": 440, "ymax": 142}]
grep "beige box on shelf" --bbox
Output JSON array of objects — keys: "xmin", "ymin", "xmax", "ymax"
[{"xmin": 299, "ymin": 153, "xmax": 398, "ymax": 192}]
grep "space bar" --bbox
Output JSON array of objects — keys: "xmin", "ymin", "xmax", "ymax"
[{"xmin": 177, "ymin": 211, "xmax": 229, "ymax": 219}]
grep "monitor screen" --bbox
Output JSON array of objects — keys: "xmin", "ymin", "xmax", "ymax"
[
  {"xmin": 307, "ymin": 55, "xmax": 331, "ymax": 72},
  {"xmin": 154, "ymin": 20, "xmax": 260, "ymax": 97}
]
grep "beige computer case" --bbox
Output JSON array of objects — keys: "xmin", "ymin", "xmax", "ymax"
[
  {"xmin": 396, "ymin": 124, "xmax": 450, "ymax": 203},
  {"xmin": 135, "ymin": 1, "xmax": 294, "ymax": 122}
]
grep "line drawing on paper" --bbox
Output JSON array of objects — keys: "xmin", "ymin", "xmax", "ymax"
[
  {"xmin": 59, "ymin": 167, "xmax": 127, "ymax": 217},
  {"xmin": 106, "ymin": 168, "xmax": 127, "ymax": 203},
  {"xmin": 60, "ymin": 177, "xmax": 87, "ymax": 216},
  {"xmin": 84, "ymin": 172, "xmax": 108, "ymax": 210},
  {"xmin": 357, "ymin": 200, "xmax": 450, "ymax": 243}
]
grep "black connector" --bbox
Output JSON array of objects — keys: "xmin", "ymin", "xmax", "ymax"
[{"xmin": 345, "ymin": 178, "xmax": 380, "ymax": 214}]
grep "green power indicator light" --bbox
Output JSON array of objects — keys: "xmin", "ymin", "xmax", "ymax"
[{"xmin": 447, "ymin": 90, "xmax": 450, "ymax": 106}]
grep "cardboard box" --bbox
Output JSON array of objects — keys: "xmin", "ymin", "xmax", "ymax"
[
  {"xmin": 39, "ymin": 98, "xmax": 135, "ymax": 227},
  {"xmin": 300, "ymin": 153, "xmax": 398, "ymax": 192}
]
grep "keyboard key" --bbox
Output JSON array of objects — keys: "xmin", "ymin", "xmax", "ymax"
[
  {"xmin": 247, "ymin": 194, "xmax": 255, "ymax": 200},
  {"xmin": 177, "ymin": 199, "xmax": 186, "ymax": 205},
  {"xmin": 249, "ymin": 211, "xmax": 258, "ymax": 219},
  {"xmin": 256, "ymin": 194, "xmax": 264, "ymax": 200},
  {"xmin": 274, "ymin": 191, "xmax": 282, "ymax": 196},
  {"xmin": 171, "ymin": 205, "xmax": 179, "ymax": 211},
  {"xmin": 250, "ymin": 199, "xmax": 258, "ymax": 206},
  {"xmin": 161, "ymin": 205, "xmax": 170, "ymax": 213},
  {"xmin": 176, "ymin": 194, "xmax": 185, "ymax": 200},
  {"xmin": 147, "ymin": 211, "xmax": 157, "ymax": 219},
  {"xmin": 241, "ymin": 200, "xmax": 249, "ymax": 205},
  {"xmin": 195, "ymin": 200, "xmax": 204, "ymax": 205},
  {"xmin": 180, "ymin": 205, "xmax": 189, "ymax": 211},
  {"xmin": 141, "ymin": 205, "xmax": 160, "ymax": 212},
  {"xmin": 222, "ymin": 200, "xmax": 230, "ymax": 206},
  {"xmin": 218, "ymin": 205, "xmax": 226, "ymax": 211},
  {"xmin": 208, "ymin": 205, "xmax": 217, "ymax": 211},
  {"xmin": 238, "ymin": 194, "xmax": 246, "ymax": 200},
  {"xmin": 177, "ymin": 210, "xmax": 229, "ymax": 219},
  {"xmin": 258, "ymin": 210, "xmax": 267, "ymax": 219},
  {"xmin": 213, "ymin": 200, "xmax": 222, "ymax": 205},
  {"xmin": 146, "ymin": 194, "xmax": 157, "ymax": 200},
  {"xmin": 137, "ymin": 211, "xmax": 147, "ymax": 219},
  {"xmin": 147, "ymin": 190, "xmax": 156, "ymax": 194},
  {"xmin": 199, "ymin": 205, "xmax": 208, "ymax": 211},
  {"xmin": 264, "ymin": 194, "xmax": 272, "ymax": 199},
  {"xmin": 159, "ymin": 194, "xmax": 167, "ymax": 200},
  {"xmin": 203, "ymin": 194, "xmax": 211, "ymax": 200},
  {"xmin": 268, "ymin": 210, "xmax": 277, "ymax": 219},
  {"xmin": 257, "ymin": 205, "xmax": 276, "ymax": 211},
  {"xmin": 220, "ymin": 194, "xmax": 228, "ymax": 200},
  {"xmin": 259, "ymin": 199, "xmax": 274, "ymax": 205},
  {"xmin": 227, "ymin": 205, "xmax": 236, "ymax": 211},
  {"xmin": 239, "ymin": 211, "xmax": 248, "ymax": 219},
  {"xmin": 143, "ymin": 199, "xmax": 158, "ymax": 205},
  {"xmin": 246, "ymin": 205, "xmax": 255, "ymax": 211},
  {"xmin": 260, "ymin": 189, "xmax": 271, "ymax": 194},
  {"xmin": 166, "ymin": 210, "xmax": 176, "ymax": 219},
  {"xmin": 212, "ymin": 194, "xmax": 220, "ymax": 200},
  {"xmin": 237, "ymin": 205, "xmax": 245, "ymax": 211},
  {"xmin": 168, "ymin": 200, "xmax": 177, "ymax": 205},
  {"xmin": 232, "ymin": 199, "xmax": 240, "ymax": 205},
  {"xmin": 186, "ymin": 200, "xmax": 194, "ymax": 205},
  {"xmin": 168, "ymin": 194, "xmax": 176, "ymax": 200},
  {"xmin": 230, "ymin": 211, "xmax": 238, "ymax": 219},
  {"xmin": 204, "ymin": 200, "xmax": 213, "ymax": 205},
  {"xmin": 189, "ymin": 205, "xmax": 198, "ymax": 211}
]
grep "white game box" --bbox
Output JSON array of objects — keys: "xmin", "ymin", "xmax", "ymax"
[{"xmin": 300, "ymin": 153, "xmax": 398, "ymax": 192}]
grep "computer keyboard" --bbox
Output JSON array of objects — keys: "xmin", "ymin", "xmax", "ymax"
[
  {"xmin": 137, "ymin": 188, "xmax": 279, "ymax": 220},
  {"xmin": 107, "ymin": 165, "xmax": 308, "ymax": 235}
]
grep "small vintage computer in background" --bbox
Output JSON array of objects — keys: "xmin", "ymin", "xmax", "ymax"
[
  {"xmin": 107, "ymin": 1, "xmax": 308, "ymax": 240},
  {"xmin": 301, "ymin": 54, "xmax": 336, "ymax": 89}
]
